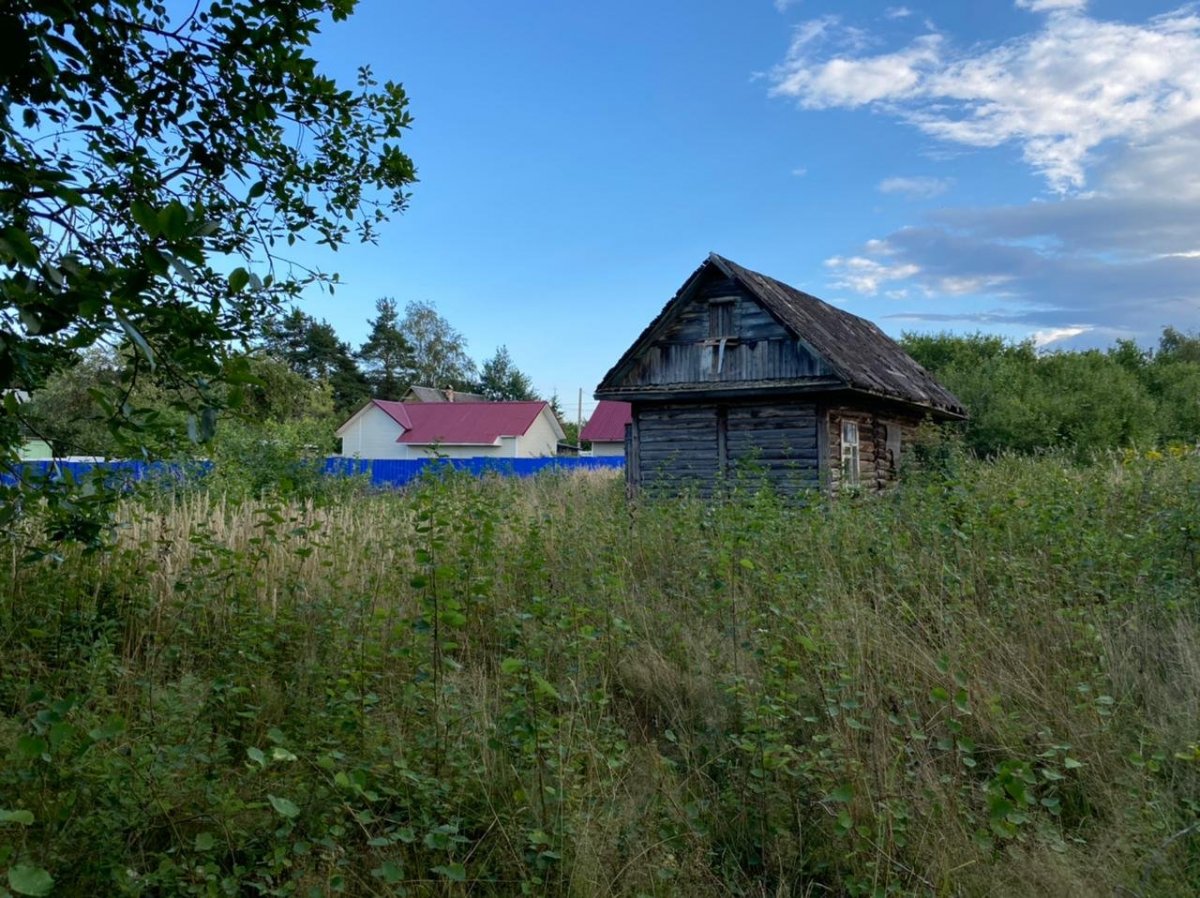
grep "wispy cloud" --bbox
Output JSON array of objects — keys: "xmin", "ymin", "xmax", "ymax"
[
  {"xmin": 770, "ymin": 5, "xmax": 1200, "ymax": 192},
  {"xmin": 1015, "ymin": 0, "xmax": 1087, "ymax": 12},
  {"xmin": 878, "ymin": 175, "xmax": 953, "ymax": 198},
  {"xmin": 770, "ymin": 3, "xmax": 1200, "ymax": 346},
  {"xmin": 1031, "ymin": 325, "xmax": 1091, "ymax": 347},
  {"xmin": 774, "ymin": 0, "xmax": 804, "ymax": 12},
  {"xmin": 772, "ymin": 23, "xmax": 940, "ymax": 110},
  {"xmin": 791, "ymin": 165, "xmax": 808, "ymax": 177},
  {"xmin": 825, "ymin": 254, "xmax": 920, "ymax": 294},
  {"xmin": 885, "ymin": 6, "xmax": 913, "ymax": 20}
]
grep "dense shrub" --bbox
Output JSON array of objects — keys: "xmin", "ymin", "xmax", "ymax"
[
  {"xmin": 902, "ymin": 329, "xmax": 1200, "ymax": 457},
  {"xmin": 2, "ymin": 458, "xmax": 1199, "ymax": 896}
]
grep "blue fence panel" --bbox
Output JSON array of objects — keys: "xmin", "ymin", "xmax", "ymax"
[
  {"xmin": 322, "ymin": 456, "xmax": 624, "ymax": 488},
  {"xmin": 5, "ymin": 457, "xmax": 624, "ymax": 490},
  {"xmin": 1, "ymin": 459, "xmax": 210, "ymax": 489}
]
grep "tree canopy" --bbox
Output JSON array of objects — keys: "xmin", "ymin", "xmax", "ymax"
[
  {"xmin": 902, "ymin": 329, "xmax": 1200, "ymax": 456},
  {"xmin": 359, "ymin": 297, "xmax": 413, "ymax": 400},
  {"xmin": 260, "ymin": 309, "xmax": 369, "ymax": 413},
  {"xmin": 1, "ymin": 0, "xmax": 415, "ymax": 463},
  {"xmin": 476, "ymin": 345, "xmax": 538, "ymax": 401},
  {"xmin": 398, "ymin": 300, "xmax": 476, "ymax": 391}
]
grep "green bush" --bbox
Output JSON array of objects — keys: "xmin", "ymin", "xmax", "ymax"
[{"xmin": 2, "ymin": 457, "xmax": 1199, "ymax": 895}]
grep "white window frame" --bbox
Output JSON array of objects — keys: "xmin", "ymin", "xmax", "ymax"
[{"xmin": 841, "ymin": 420, "xmax": 860, "ymax": 486}]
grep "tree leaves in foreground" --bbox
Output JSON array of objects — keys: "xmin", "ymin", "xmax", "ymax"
[{"xmin": 0, "ymin": 0, "xmax": 415, "ymax": 542}]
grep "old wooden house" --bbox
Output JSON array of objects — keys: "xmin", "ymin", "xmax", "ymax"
[{"xmin": 594, "ymin": 254, "xmax": 966, "ymax": 496}]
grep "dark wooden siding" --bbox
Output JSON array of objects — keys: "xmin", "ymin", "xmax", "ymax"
[
  {"xmin": 726, "ymin": 402, "xmax": 819, "ymax": 494},
  {"xmin": 616, "ymin": 282, "xmax": 835, "ymax": 389},
  {"xmin": 636, "ymin": 404, "xmax": 720, "ymax": 496},
  {"xmin": 826, "ymin": 404, "xmax": 924, "ymax": 494},
  {"xmin": 633, "ymin": 400, "xmax": 819, "ymax": 497}
]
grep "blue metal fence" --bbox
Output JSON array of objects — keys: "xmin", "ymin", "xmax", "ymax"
[
  {"xmin": 4, "ymin": 456, "xmax": 624, "ymax": 489},
  {"xmin": 323, "ymin": 456, "xmax": 624, "ymax": 487}
]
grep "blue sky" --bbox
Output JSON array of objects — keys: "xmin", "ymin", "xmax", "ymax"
[{"xmin": 291, "ymin": 0, "xmax": 1200, "ymax": 414}]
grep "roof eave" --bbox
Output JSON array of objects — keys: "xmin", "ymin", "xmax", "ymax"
[
  {"xmin": 595, "ymin": 258, "xmax": 715, "ymax": 394},
  {"xmin": 399, "ymin": 438, "xmax": 505, "ymax": 447},
  {"xmin": 596, "ymin": 377, "xmax": 847, "ymax": 402}
]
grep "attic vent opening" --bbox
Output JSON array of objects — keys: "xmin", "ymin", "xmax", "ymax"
[{"xmin": 708, "ymin": 299, "xmax": 735, "ymax": 339}]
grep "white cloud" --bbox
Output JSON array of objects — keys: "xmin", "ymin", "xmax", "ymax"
[
  {"xmin": 1032, "ymin": 326, "xmax": 1091, "ymax": 347},
  {"xmin": 1015, "ymin": 0, "xmax": 1087, "ymax": 13},
  {"xmin": 791, "ymin": 165, "xmax": 808, "ymax": 176},
  {"xmin": 878, "ymin": 175, "xmax": 954, "ymax": 198},
  {"xmin": 934, "ymin": 274, "xmax": 1013, "ymax": 295},
  {"xmin": 771, "ymin": 31, "xmax": 941, "ymax": 108},
  {"xmin": 885, "ymin": 6, "xmax": 913, "ymax": 19},
  {"xmin": 773, "ymin": 5, "xmax": 1200, "ymax": 345},
  {"xmin": 774, "ymin": 0, "xmax": 804, "ymax": 12},
  {"xmin": 825, "ymin": 255, "xmax": 920, "ymax": 294},
  {"xmin": 770, "ymin": 6, "xmax": 1200, "ymax": 192}
]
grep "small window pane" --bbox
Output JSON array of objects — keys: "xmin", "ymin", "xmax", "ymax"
[{"xmin": 841, "ymin": 420, "xmax": 860, "ymax": 486}]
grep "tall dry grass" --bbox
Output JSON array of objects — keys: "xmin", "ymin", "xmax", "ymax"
[{"xmin": 1, "ymin": 456, "xmax": 1198, "ymax": 896}]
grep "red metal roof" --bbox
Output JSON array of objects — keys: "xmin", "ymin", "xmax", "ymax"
[
  {"xmin": 580, "ymin": 400, "xmax": 631, "ymax": 443},
  {"xmin": 372, "ymin": 400, "xmax": 413, "ymax": 430},
  {"xmin": 373, "ymin": 400, "xmax": 551, "ymax": 445}
]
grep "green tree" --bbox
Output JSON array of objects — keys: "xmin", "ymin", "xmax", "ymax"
[
  {"xmin": 399, "ymin": 300, "xmax": 476, "ymax": 390},
  {"xmin": 234, "ymin": 354, "xmax": 336, "ymax": 425},
  {"xmin": 476, "ymin": 345, "xmax": 538, "ymax": 401},
  {"xmin": 360, "ymin": 297, "xmax": 413, "ymax": 399},
  {"xmin": 260, "ymin": 310, "xmax": 369, "ymax": 413},
  {"xmin": 21, "ymin": 346, "xmax": 190, "ymax": 457},
  {"xmin": 1157, "ymin": 326, "xmax": 1200, "ymax": 364},
  {"xmin": 901, "ymin": 331, "xmax": 1160, "ymax": 456},
  {"xmin": 1, "ymin": 0, "xmax": 414, "ymax": 486}
]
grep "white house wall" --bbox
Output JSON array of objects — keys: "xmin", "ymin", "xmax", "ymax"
[
  {"xmin": 338, "ymin": 404, "xmax": 563, "ymax": 460},
  {"xmin": 590, "ymin": 440, "xmax": 625, "ymax": 457},
  {"xmin": 338, "ymin": 406, "xmax": 408, "ymax": 459},
  {"xmin": 406, "ymin": 443, "xmax": 502, "ymax": 459},
  {"xmin": 521, "ymin": 411, "xmax": 561, "ymax": 457}
]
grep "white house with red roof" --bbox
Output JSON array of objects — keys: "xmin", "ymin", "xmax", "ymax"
[
  {"xmin": 579, "ymin": 400, "xmax": 631, "ymax": 457},
  {"xmin": 335, "ymin": 399, "xmax": 565, "ymax": 459}
]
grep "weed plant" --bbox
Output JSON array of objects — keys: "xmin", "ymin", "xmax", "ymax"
[{"xmin": 1, "ymin": 456, "xmax": 1198, "ymax": 896}]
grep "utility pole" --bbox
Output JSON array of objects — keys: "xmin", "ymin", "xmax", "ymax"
[{"xmin": 576, "ymin": 388, "xmax": 583, "ymax": 453}]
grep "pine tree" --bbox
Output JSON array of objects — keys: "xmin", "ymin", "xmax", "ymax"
[
  {"xmin": 477, "ymin": 345, "xmax": 538, "ymax": 400},
  {"xmin": 359, "ymin": 298, "xmax": 414, "ymax": 399}
]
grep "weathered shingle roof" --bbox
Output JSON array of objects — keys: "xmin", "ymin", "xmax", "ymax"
[
  {"xmin": 580, "ymin": 400, "xmax": 632, "ymax": 443},
  {"xmin": 598, "ymin": 254, "xmax": 966, "ymax": 418}
]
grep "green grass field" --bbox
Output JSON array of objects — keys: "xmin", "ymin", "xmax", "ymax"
[{"xmin": 2, "ymin": 455, "xmax": 1198, "ymax": 896}]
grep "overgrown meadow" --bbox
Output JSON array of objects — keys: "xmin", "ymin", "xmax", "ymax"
[{"xmin": 2, "ymin": 455, "xmax": 1199, "ymax": 897}]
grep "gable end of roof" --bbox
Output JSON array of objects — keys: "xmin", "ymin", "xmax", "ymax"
[{"xmin": 597, "ymin": 254, "xmax": 966, "ymax": 419}]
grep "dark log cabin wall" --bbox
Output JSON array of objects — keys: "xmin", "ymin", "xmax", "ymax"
[
  {"xmin": 616, "ymin": 273, "xmax": 830, "ymax": 497},
  {"xmin": 599, "ymin": 255, "xmax": 966, "ymax": 500},
  {"xmin": 633, "ymin": 401, "xmax": 820, "ymax": 497}
]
